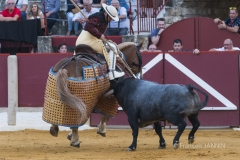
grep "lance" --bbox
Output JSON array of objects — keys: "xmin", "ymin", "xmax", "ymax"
[{"xmin": 69, "ymin": 0, "xmax": 137, "ymax": 78}]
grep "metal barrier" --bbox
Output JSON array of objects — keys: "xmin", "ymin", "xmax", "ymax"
[{"xmin": 137, "ymin": 0, "xmax": 169, "ymax": 33}]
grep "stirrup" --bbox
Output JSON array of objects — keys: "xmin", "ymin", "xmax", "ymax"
[{"xmin": 108, "ymin": 70, "xmax": 125, "ymax": 80}]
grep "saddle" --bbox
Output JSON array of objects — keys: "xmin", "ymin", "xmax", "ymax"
[
  {"xmin": 53, "ymin": 44, "xmax": 128, "ymax": 78},
  {"xmin": 53, "ymin": 44, "xmax": 106, "ymax": 73}
]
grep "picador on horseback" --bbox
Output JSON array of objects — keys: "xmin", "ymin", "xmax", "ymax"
[
  {"xmin": 42, "ymin": 2, "xmax": 143, "ymax": 148},
  {"xmin": 76, "ymin": 3, "xmax": 125, "ymax": 80}
]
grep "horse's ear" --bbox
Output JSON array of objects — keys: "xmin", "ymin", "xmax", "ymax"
[{"xmin": 136, "ymin": 39, "xmax": 144, "ymax": 50}]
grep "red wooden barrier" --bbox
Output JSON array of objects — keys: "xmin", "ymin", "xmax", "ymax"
[
  {"xmin": 157, "ymin": 17, "xmax": 240, "ymax": 52},
  {"xmin": 91, "ymin": 51, "xmax": 240, "ymax": 126},
  {"xmin": 0, "ymin": 40, "xmax": 34, "ymax": 48},
  {"xmin": 0, "ymin": 54, "xmax": 9, "ymax": 107},
  {"xmin": 17, "ymin": 53, "xmax": 73, "ymax": 107},
  {"xmin": 52, "ymin": 36, "xmax": 123, "ymax": 47},
  {"xmin": 14, "ymin": 51, "xmax": 240, "ymax": 126},
  {"xmin": 164, "ymin": 51, "xmax": 240, "ymax": 126}
]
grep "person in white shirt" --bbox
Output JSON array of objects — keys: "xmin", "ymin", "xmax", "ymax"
[
  {"xmin": 105, "ymin": 0, "xmax": 128, "ymax": 36},
  {"xmin": 26, "ymin": 2, "xmax": 45, "ymax": 29},
  {"xmin": 5, "ymin": 0, "xmax": 28, "ymax": 20},
  {"xmin": 209, "ymin": 39, "xmax": 240, "ymax": 51},
  {"xmin": 72, "ymin": 0, "xmax": 99, "ymax": 35}
]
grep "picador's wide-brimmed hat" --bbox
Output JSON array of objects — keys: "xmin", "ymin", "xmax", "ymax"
[{"xmin": 102, "ymin": 3, "xmax": 119, "ymax": 21}]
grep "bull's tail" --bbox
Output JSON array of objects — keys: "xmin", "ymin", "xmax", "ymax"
[
  {"xmin": 180, "ymin": 84, "xmax": 209, "ymax": 116},
  {"xmin": 56, "ymin": 69, "xmax": 87, "ymax": 122}
]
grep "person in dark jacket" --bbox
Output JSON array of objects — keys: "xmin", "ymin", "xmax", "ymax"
[{"xmin": 75, "ymin": 3, "xmax": 124, "ymax": 80}]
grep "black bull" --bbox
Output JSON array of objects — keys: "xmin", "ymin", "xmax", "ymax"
[{"xmin": 113, "ymin": 78, "xmax": 209, "ymax": 151}]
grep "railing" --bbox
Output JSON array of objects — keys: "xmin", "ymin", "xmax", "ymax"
[{"xmin": 137, "ymin": 0, "xmax": 169, "ymax": 33}]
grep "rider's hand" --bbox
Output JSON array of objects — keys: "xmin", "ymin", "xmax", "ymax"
[{"xmin": 100, "ymin": 34, "xmax": 107, "ymax": 41}]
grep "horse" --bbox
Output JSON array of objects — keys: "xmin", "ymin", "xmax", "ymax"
[
  {"xmin": 112, "ymin": 77, "xmax": 208, "ymax": 150},
  {"xmin": 43, "ymin": 41, "xmax": 143, "ymax": 148}
]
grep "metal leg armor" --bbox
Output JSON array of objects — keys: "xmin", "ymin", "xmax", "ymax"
[{"xmin": 107, "ymin": 42, "xmax": 125, "ymax": 80}]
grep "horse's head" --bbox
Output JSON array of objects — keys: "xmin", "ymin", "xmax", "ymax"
[{"xmin": 118, "ymin": 41, "xmax": 143, "ymax": 75}]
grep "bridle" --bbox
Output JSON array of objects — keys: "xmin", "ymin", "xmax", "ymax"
[{"xmin": 131, "ymin": 45, "xmax": 142, "ymax": 75}]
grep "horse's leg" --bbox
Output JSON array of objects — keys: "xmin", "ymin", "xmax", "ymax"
[
  {"xmin": 97, "ymin": 115, "xmax": 109, "ymax": 137},
  {"xmin": 172, "ymin": 118, "xmax": 187, "ymax": 149},
  {"xmin": 50, "ymin": 124, "xmax": 59, "ymax": 137},
  {"xmin": 67, "ymin": 131, "xmax": 72, "ymax": 141},
  {"xmin": 153, "ymin": 122, "xmax": 166, "ymax": 149},
  {"xmin": 70, "ymin": 127, "xmax": 80, "ymax": 148},
  {"xmin": 187, "ymin": 113, "xmax": 200, "ymax": 144}
]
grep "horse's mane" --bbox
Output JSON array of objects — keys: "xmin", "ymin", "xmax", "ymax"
[{"xmin": 118, "ymin": 42, "xmax": 135, "ymax": 51}]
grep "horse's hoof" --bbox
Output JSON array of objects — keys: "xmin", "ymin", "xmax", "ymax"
[
  {"xmin": 70, "ymin": 142, "xmax": 80, "ymax": 148},
  {"xmin": 50, "ymin": 126, "xmax": 59, "ymax": 137},
  {"xmin": 158, "ymin": 142, "xmax": 166, "ymax": 149},
  {"xmin": 97, "ymin": 130, "xmax": 106, "ymax": 137},
  {"xmin": 126, "ymin": 147, "xmax": 136, "ymax": 151},
  {"xmin": 67, "ymin": 134, "xmax": 72, "ymax": 141},
  {"xmin": 173, "ymin": 141, "xmax": 179, "ymax": 149},
  {"xmin": 188, "ymin": 137, "xmax": 195, "ymax": 144}
]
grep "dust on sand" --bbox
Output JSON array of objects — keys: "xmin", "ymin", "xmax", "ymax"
[{"xmin": 0, "ymin": 129, "xmax": 239, "ymax": 160}]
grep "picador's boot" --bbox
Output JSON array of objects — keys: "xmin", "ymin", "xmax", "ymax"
[{"xmin": 108, "ymin": 44, "xmax": 124, "ymax": 80}]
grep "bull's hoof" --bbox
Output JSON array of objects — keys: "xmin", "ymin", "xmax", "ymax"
[
  {"xmin": 70, "ymin": 142, "xmax": 80, "ymax": 148},
  {"xmin": 158, "ymin": 142, "xmax": 166, "ymax": 149},
  {"xmin": 97, "ymin": 130, "xmax": 106, "ymax": 137},
  {"xmin": 126, "ymin": 147, "xmax": 136, "ymax": 151},
  {"xmin": 173, "ymin": 141, "xmax": 179, "ymax": 149},
  {"xmin": 188, "ymin": 136, "xmax": 195, "ymax": 144},
  {"xmin": 50, "ymin": 126, "xmax": 59, "ymax": 137}
]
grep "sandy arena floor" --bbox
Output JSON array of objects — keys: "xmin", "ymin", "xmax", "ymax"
[{"xmin": 0, "ymin": 128, "xmax": 239, "ymax": 160}]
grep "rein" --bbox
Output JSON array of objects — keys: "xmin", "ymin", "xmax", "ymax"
[{"xmin": 132, "ymin": 46, "xmax": 142, "ymax": 73}]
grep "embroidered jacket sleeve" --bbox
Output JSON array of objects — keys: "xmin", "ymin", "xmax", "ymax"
[{"xmin": 84, "ymin": 13, "xmax": 108, "ymax": 39}]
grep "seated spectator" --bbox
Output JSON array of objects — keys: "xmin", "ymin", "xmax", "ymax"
[
  {"xmin": 148, "ymin": 44, "xmax": 162, "ymax": 52},
  {"xmin": 41, "ymin": 0, "xmax": 60, "ymax": 35},
  {"xmin": 27, "ymin": 3, "xmax": 45, "ymax": 30},
  {"xmin": 72, "ymin": 0, "xmax": 99, "ymax": 36},
  {"xmin": 214, "ymin": 7, "xmax": 240, "ymax": 34},
  {"xmin": 209, "ymin": 39, "xmax": 240, "ymax": 51},
  {"xmin": 5, "ymin": 0, "xmax": 28, "ymax": 20},
  {"xmin": 0, "ymin": 0, "xmax": 21, "ymax": 21},
  {"xmin": 101, "ymin": 0, "xmax": 129, "ymax": 10},
  {"xmin": 58, "ymin": 43, "xmax": 68, "ymax": 53},
  {"xmin": 168, "ymin": 39, "xmax": 200, "ymax": 54},
  {"xmin": 78, "ymin": 0, "xmax": 102, "ymax": 8},
  {"xmin": 66, "ymin": 0, "xmax": 80, "ymax": 36},
  {"xmin": 105, "ymin": 0, "xmax": 128, "ymax": 36},
  {"xmin": 151, "ymin": 18, "xmax": 165, "ymax": 45}
]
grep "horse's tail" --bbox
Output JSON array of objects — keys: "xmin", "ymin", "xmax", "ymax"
[
  {"xmin": 56, "ymin": 69, "xmax": 87, "ymax": 122},
  {"xmin": 180, "ymin": 84, "xmax": 209, "ymax": 116}
]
